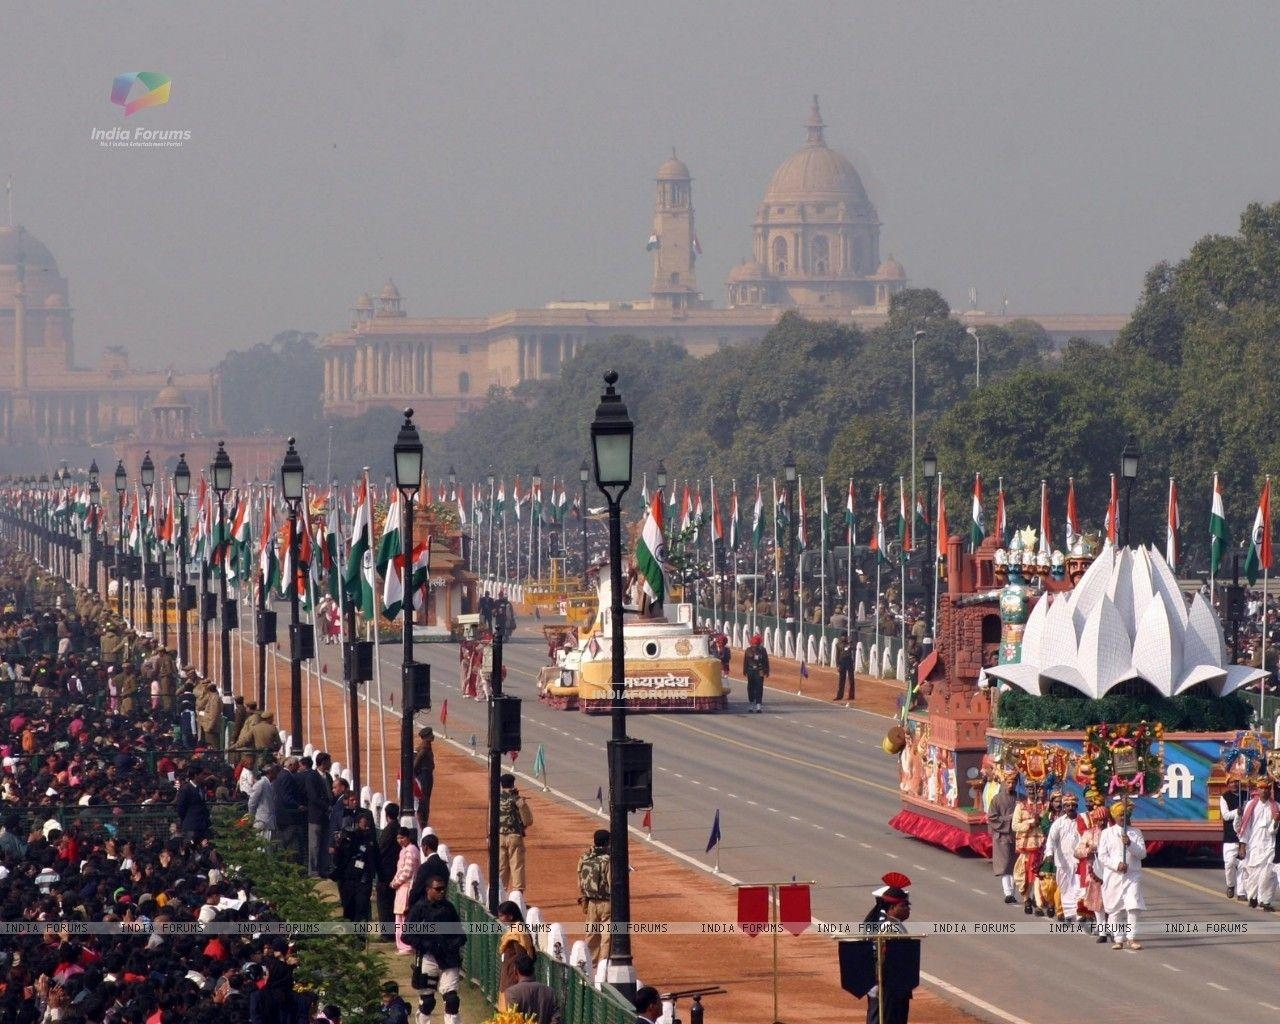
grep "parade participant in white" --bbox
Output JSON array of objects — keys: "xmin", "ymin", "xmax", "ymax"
[
  {"xmin": 1236, "ymin": 781, "xmax": 1279, "ymax": 910},
  {"xmin": 1045, "ymin": 794, "xmax": 1087, "ymax": 921},
  {"xmin": 1096, "ymin": 802, "xmax": 1146, "ymax": 950},
  {"xmin": 1219, "ymin": 778, "xmax": 1244, "ymax": 899}
]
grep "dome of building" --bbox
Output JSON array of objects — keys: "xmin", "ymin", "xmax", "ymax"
[
  {"xmin": 0, "ymin": 225, "xmax": 59, "ymax": 270},
  {"xmin": 355, "ymin": 292, "xmax": 373, "ymax": 309},
  {"xmin": 379, "ymin": 280, "xmax": 401, "ymax": 301},
  {"xmin": 44, "ymin": 292, "xmax": 66, "ymax": 307},
  {"xmin": 727, "ymin": 259, "xmax": 769, "ymax": 283},
  {"xmin": 153, "ymin": 374, "xmax": 190, "ymax": 408},
  {"xmin": 657, "ymin": 149, "xmax": 691, "ymax": 181},
  {"xmin": 763, "ymin": 96, "xmax": 869, "ymax": 205},
  {"xmin": 874, "ymin": 256, "xmax": 906, "ymax": 279}
]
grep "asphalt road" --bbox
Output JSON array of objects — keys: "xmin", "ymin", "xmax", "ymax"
[{"xmin": 305, "ymin": 628, "xmax": 1279, "ymax": 1024}]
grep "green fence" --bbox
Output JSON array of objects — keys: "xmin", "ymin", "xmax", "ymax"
[{"xmin": 452, "ymin": 888, "xmax": 636, "ymax": 1024}]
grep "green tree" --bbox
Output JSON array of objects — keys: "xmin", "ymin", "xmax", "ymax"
[{"xmin": 218, "ymin": 330, "xmax": 324, "ymax": 434}]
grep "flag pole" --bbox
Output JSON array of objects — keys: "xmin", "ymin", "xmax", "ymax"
[
  {"xmin": 710, "ymin": 477, "xmax": 719, "ymax": 632},
  {"xmin": 820, "ymin": 475, "xmax": 827, "ymax": 651},
  {"xmin": 1264, "ymin": 475, "xmax": 1271, "ymax": 730},
  {"xmin": 932, "ymin": 473, "xmax": 941, "ymax": 646},
  {"xmin": 847, "ymin": 482, "xmax": 854, "ymax": 643}
]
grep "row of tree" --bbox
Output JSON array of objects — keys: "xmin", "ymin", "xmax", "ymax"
[{"xmin": 228, "ymin": 200, "xmax": 1280, "ymax": 577}]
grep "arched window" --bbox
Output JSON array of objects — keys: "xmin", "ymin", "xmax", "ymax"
[
  {"xmin": 772, "ymin": 236, "xmax": 788, "ymax": 275},
  {"xmin": 812, "ymin": 236, "xmax": 829, "ymax": 275},
  {"xmin": 458, "ymin": 371, "xmax": 470, "ymax": 394}
]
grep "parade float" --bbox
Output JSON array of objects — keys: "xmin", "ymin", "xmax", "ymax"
[
  {"xmin": 537, "ymin": 564, "xmax": 729, "ymax": 713},
  {"xmin": 888, "ymin": 528, "xmax": 1268, "ymax": 853}
]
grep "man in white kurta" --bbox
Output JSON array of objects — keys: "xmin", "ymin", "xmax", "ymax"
[
  {"xmin": 1045, "ymin": 794, "xmax": 1088, "ymax": 920},
  {"xmin": 1097, "ymin": 802, "xmax": 1146, "ymax": 949},
  {"xmin": 1236, "ymin": 782, "xmax": 1279, "ymax": 909}
]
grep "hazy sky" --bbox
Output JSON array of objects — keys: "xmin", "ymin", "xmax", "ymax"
[{"xmin": 4, "ymin": 3, "xmax": 1280, "ymax": 368}]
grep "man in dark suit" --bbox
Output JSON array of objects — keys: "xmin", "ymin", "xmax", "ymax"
[{"xmin": 375, "ymin": 802, "xmax": 401, "ymax": 941}]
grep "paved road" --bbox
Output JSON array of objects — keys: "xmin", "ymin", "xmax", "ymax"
[{"xmin": 302, "ymin": 629, "xmax": 1279, "ymax": 1024}]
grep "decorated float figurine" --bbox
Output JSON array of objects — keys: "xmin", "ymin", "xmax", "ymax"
[{"xmin": 998, "ymin": 529, "xmax": 1035, "ymax": 665}]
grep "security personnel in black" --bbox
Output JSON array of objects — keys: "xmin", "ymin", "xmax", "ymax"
[
  {"xmin": 406, "ymin": 876, "xmax": 466, "ymax": 1024},
  {"xmin": 332, "ymin": 808, "xmax": 378, "ymax": 922}
]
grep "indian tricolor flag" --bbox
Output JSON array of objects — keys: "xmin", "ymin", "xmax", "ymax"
[
  {"xmin": 635, "ymin": 491, "xmax": 666, "ymax": 604},
  {"xmin": 1210, "ymin": 472, "xmax": 1228, "ymax": 579},
  {"xmin": 936, "ymin": 474, "xmax": 948, "ymax": 564},
  {"xmin": 1104, "ymin": 473, "xmax": 1118, "ymax": 546},
  {"xmin": 796, "ymin": 480, "xmax": 807, "ymax": 550},
  {"xmin": 1244, "ymin": 477, "xmax": 1271, "ymax": 585},
  {"xmin": 874, "ymin": 484, "xmax": 888, "ymax": 564},
  {"xmin": 995, "ymin": 477, "xmax": 1007, "ymax": 547},
  {"xmin": 1038, "ymin": 480, "xmax": 1051, "ymax": 558},
  {"xmin": 1065, "ymin": 477, "xmax": 1080, "ymax": 553},
  {"xmin": 970, "ymin": 472, "xmax": 985, "ymax": 551},
  {"xmin": 378, "ymin": 492, "xmax": 404, "ymax": 619},
  {"xmin": 384, "ymin": 538, "xmax": 430, "ymax": 619},
  {"xmin": 751, "ymin": 478, "xmax": 764, "ymax": 549},
  {"xmin": 259, "ymin": 496, "xmax": 279, "ymax": 596},
  {"xmin": 897, "ymin": 477, "xmax": 909, "ymax": 559},
  {"xmin": 1166, "ymin": 478, "xmax": 1180, "ymax": 571},
  {"xmin": 344, "ymin": 475, "xmax": 373, "ymax": 617},
  {"xmin": 845, "ymin": 479, "xmax": 856, "ymax": 544}
]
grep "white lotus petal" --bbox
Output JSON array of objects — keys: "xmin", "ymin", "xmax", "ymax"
[
  {"xmin": 1041, "ymin": 591, "xmax": 1080, "ymax": 668},
  {"xmin": 1018, "ymin": 592, "xmax": 1051, "ymax": 667},
  {"xmin": 1173, "ymin": 663, "xmax": 1227, "ymax": 696},
  {"xmin": 1078, "ymin": 595, "xmax": 1136, "ymax": 697},
  {"xmin": 1148, "ymin": 547, "xmax": 1190, "ymax": 629},
  {"xmin": 1068, "ymin": 544, "xmax": 1114, "ymax": 633},
  {"xmin": 1215, "ymin": 664, "xmax": 1268, "ymax": 697},
  {"xmin": 1129, "ymin": 547, "xmax": 1158, "ymax": 638},
  {"xmin": 1131, "ymin": 594, "xmax": 1180, "ymax": 696},
  {"xmin": 1105, "ymin": 548, "xmax": 1136, "ymax": 643},
  {"xmin": 1185, "ymin": 593, "xmax": 1227, "ymax": 669},
  {"xmin": 984, "ymin": 662, "xmax": 1050, "ymax": 695}
]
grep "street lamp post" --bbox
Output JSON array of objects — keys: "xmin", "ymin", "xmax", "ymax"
[
  {"xmin": 114, "ymin": 462, "xmax": 127, "ymax": 618},
  {"xmin": 966, "ymin": 327, "xmax": 981, "ymax": 390},
  {"xmin": 211, "ymin": 441, "xmax": 234, "ymax": 696},
  {"xmin": 784, "ymin": 452, "xmax": 797, "ymax": 622},
  {"xmin": 281, "ymin": 438, "xmax": 306, "ymax": 748},
  {"xmin": 88, "ymin": 459, "xmax": 101, "ymax": 595},
  {"xmin": 579, "ymin": 460, "xmax": 590, "ymax": 576},
  {"xmin": 1121, "ymin": 433, "xmax": 1141, "ymax": 548},
  {"xmin": 394, "ymin": 410, "xmax": 427, "ymax": 824},
  {"xmin": 140, "ymin": 451, "xmax": 156, "ymax": 637},
  {"xmin": 590, "ymin": 369, "xmax": 647, "ymax": 1004},
  {"xmin": 922, "ymin": 447, "xmax": 937, "ymax": 640},
  {"xmin": 173, "ymin": 455, "xmax": 191, "ymax": 670}
]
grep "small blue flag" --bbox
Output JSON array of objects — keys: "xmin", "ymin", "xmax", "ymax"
[
  {"xmin": 705, "ymin": 809, "xmax": 721, "ymax": 853},
  {"xmin": 532, "ymin": 744, "xmax": 546, "ymax": 778},
  {"xmin": 800, "ymin": 661, "xmax": 809, "ymax": 678},
  {"xmin": 596, "ymin": 786, "xmax": 603, "ymax": 804}
]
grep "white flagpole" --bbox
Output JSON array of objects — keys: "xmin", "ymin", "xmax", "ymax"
[
  {"xmin": 515, "ymin": 491, "xmax": 522, "ymax": 585},
  {"xmin": 847, "ymin": 479, "xmax": 854, "ymax": 641},
  {"xmin": 753, "ymin": 477, "xmax": 760, "ymax": 637},
  {"xmin": 932, "ymin": 473, "xmax": 942, "ymax": 644},
  {"xmin": 798, "ymin": 475, "xmax": 805, "ymax": 661},
  {"xmin": 371, "ymin": 615, "xmax": 387, "ymax": 797},
  {"xmin": 772, "ymin": 478, "xmax": 781, "ymax": 638},
  {"xmin": 710, "ymin": 477, "xmax": 719, "ymax": 631},
  {"xmin": 820, "ymin": 475, "xmax": 827, "ymax": 649}
]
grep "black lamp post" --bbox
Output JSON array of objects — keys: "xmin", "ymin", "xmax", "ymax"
[
  {"xmin": 578, "ymin": 460, "xmax": 590, "ymax": 576},
  {"xmin": 1121, "ymin": 433, "xmax": 1141, "ymax": 548},
  {"xmin": 281, "ymin": 438, "xmax": 306, "ymax": 748},
  {"xmin": 88, "ymin": 460, "xmax": 100, "ymax": 593},
  {"xmin": 784, "ymin": 451, "xmax": 797, "ymax": 621},
  {"xmin": 140, "ymin": 451, "xmax": 156, "ymax": 636},
  {"xmin": 922, "ymin": 446, "xmax": 937, "ymax": 640},
  {"xmin": 211, "ymin": 441, "xmax": 234, "ymax": 696},
  {"xmin": 590, "ymin": 369, "xmax": 647, "ymax": 1003},
  {"xmin": 38, "ymin": 473, "xmax": 49, "ymax": 569},
  {"xmin": 531, "ymin": 464, "xmax": 542, "ymax": 581},
  {"xmin": 394, "ymin": 410, "xmax": 427, "ymax": 825},
  {"xmin": 114, "ymin": 462, "xmax": 127, "ymax": 617},
  {"xmin": 173, "ymin": 454, "xmax": 191, "ymax": 669}
]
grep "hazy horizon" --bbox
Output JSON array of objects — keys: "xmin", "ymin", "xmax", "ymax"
[{"xmin": 4, "ymin": 3, "xmax": 1279, "ymax": 369}]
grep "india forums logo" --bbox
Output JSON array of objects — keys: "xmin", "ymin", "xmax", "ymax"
[{"xmin": 110, "ymin": 72, "xmax": 171, "ymax": 116}]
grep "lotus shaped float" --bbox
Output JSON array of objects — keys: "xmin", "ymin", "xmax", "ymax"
[{"xmin": 985, "ymin": 544, "xmax": 1264, "ymax": 699}]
